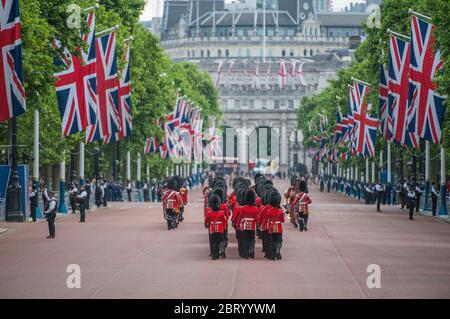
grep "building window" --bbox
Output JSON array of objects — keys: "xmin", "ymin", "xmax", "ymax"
[
  {"xmin": 274, "ymin": 100, "xmax": 279, "ymax": 109},
  {"xmin": 218, "ymin": 49, "xmax": 222, "ymax": 57},
  {"xmin": 207, "ymin": 50, "xmax": 210, "ymax": 57},
  {"xmin": 290, "ymin": 50, "xmax": 294, "ymax": 57},
  {"xmin": 261, "ymin": 100, "xmax": 267, "ymax": 110},
  {"xmin": 249, "ymin": 100, "xmax": 254, "ymax": 109},
  {"xmin": 310, "ymin": 49, "xmax": 313, "ymax": 56},
  {"xmin": 201, "ymin": 50, "xmax": 204, "ymax": 57},
  {"xmin": 288, "ymin": 100, "xmax": 294, "ymax": 109},
  {"xmin": 226, "ymin": 49, "xmax": 229, "ymax": 57},
  {"xmin": 304, "ymin": 49, "xmax": 307, "ymax": 56},
  {"xmin": 246, "ymin": 49, "xmax": 251, "ymax": 57},
  {"xmin": 234, "ymin": 99, "xmax": 240, "ymax": 109},
  {"xmin": 187, "ymin": 50, "xmax": 190, "ymax": 57},
  {"xmin": 282, "ymin": 49, "xmax": 286, "ymax": 57},
  {"xmin": 192, "ymin": 50, "xmax": 195, "ymax": 57},
  {"xmin": 223, "ymin": 99, "xmax": 228, "ymax": 109}
]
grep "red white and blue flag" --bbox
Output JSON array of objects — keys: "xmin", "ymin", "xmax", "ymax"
[
  {"xmin": 144, "ymin": 136, "xmax": 159, "ymax": 154},
  {"xmin": 55, "ymin": 12, "xmax": 97, "ymax": 136},
  {"xmin": 0, "ymin": 0, "xmax": 26, "ymax": 122},
  {"xmin": 378, "ymin": 64, "xmax": 391, "ymax": 140},
  {"xmin": 407, "ymin": 15, "xmax": 446, "ymax": 145},
  {"xmin": 352, "ymin": 81, "xmax": 378, "ymax": 158},
  {"xmin": 113, "ymin": 41, "xmax": 132, "ymax": 142},
  {"xmin": 86, "ymin": 32, "xmax": 121, "ymax": 144}
]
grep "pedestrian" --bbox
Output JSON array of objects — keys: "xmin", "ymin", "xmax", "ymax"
[
  {"xmin": 406, "ymin": 185, "xmax": 416, "ymax": 220},
  {"xmin": 319, "ymin": 178, "xmax": 324, "ymax": 192},
  {"xmin": 385, "ymin": 182, "xmax": 391, "ymax": 205},
  {"xmin": 265, "ymin": 191, "xmax": 285, "ymax": 260},
  {"xmin": 126, "ymin": 180, "xmax": 132, "ymax": 202},
  {"xmin": 77, "ymin": 186, "xmax": 88, "ymax": 222},
  {"xmin": 143, "ymin": 181, "xmax": 149, "ymax": 202},
  {"xmin": 102, "ymin": 182, "xmax": 108, "ymax": 207},
  {"xmin": 431, "ymin": 182, "xmax": 438, "ymax": 216},
  {"xmin": 95, "ymin": 181, "xmax": 103, "ymax": 208},
  {"xmin": 29, "ymin": 183, "xmax": 37, "ymax": 222},
  {"xmin": 204, "ymin": 194, "xmax": 227, "ymax": 260},
  {"xmin": 375, "ymin": 181, "xmax": 383, "ymax": 212},
  {"xmin": 44, "ymin": 191, "xmax": 57, "ymax": 238},
  {"xmin": 68, "ymin": 183, "xmax": 78, "ymax": 214}
]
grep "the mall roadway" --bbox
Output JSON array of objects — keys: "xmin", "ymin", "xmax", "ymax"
[{"xmin": 1, "ymin": 180, "xmax": 450, "ymax": 299}]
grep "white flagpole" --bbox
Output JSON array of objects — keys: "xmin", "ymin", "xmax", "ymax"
[
  {"xmin": 79, "ymin": 142, "xmax": 85, "ymax": 185},
  {"xmin": 365, "ymin": 158, "xmax": 369, "ymax": 183},
  {"xmin": 387, "ymin": 141, "xmax": 391, "ymax": 185},
  {"xmin": 438, "ymin": 147, "xmax": 448, "ymax": 215},
  {"xmin": 126, "ymin": 151, "xmax": 131, "ymax": 181},
  {"xmin": 33, "ymin": 109, "xmax": 41, "ymax": 218},
  {"xmin": 423, "ymin": 141, "xmax": 430, "ymax": 211}
]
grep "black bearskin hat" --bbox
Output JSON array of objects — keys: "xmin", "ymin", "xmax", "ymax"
[
  {"xmin": 299, "ymin": 180, "xmax": 308, "ymax": 193},
  {"xmin": 290, "ymin": 175, "xmax": 298, "ymax": 186},
  {"xmin": 208, "ymin": 194, "xmax": 221, "ymax": 212},
  {"xmin": 167, "ymin": 177, "xmax": 178, "ymax": 191},
  {"xmin": 268, "ymin": 190, "xmax": 282, "ymax": 208},
  {"xmin": 213, "ymin": 187, "xmax": 226, "ymax": 203},
  {"xmin": 244, "ymin": 189, "xmax": 256, "ymax": 206}
]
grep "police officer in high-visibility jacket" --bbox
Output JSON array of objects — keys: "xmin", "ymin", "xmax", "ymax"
[{"xmin": 44, "ymin": 192, "xmax": 57, "ymax": 238}]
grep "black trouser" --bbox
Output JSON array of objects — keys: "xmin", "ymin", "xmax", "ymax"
[
  {"xmin": 400, "ymin": 193, "xmax": 405, "ymax": 208},
  {"xmin": 70, "ymin": 197, "xmax": 76, "ymax": 213},
  {"xmin": 268, "ymin": 233, "xmax": 283, "ymax": 259},
  {"xmin": 47, "ymin": 212, "xmax": 56, "ymax": 237},
  {"xmin": 209, "ymin": 233, "xmax": 224, "ymax": 259},
  {"xmin": 261, "ymin": 230, "xmax": 269, "ymax": 256},
  {"xmin": 298, "ymin": 213, "xmax": 309, "ymax": 231},
  {"xmin": 127, "ymin": 190, "xmax": 132, "ymax": 202},
  {"xmin": 95, "ymin": 194, "xmax": 101, "ymax": 208},
  {"xmin": 30, "ymin": 202, "xmax": 36, "ymax": 222},
  {"xmin": 102, "ymin": 195, "xmax": 107, "ymax": 207},
  {"xmin": 239, "ymin": 230, "xmax": 255, "ymax": 258},
  {"xmin": 166, "ymin": 208, "xmax": 175, "ymax": 229},
  {"xmin": 79, "ymin": 202, "xmax": 86, "ymax": 222},
  {"xmin": 409, "ymin": 205, "xmax": 414, "ymax": 219},
  {"xmin": 432, "ymin": 197, "xmax": 437, "ymax": 216},
  {"xmin": 86, "ymin": 195, "xmax": 90, "ymax": 210},
  {"xmin": 376, "ymin": 192, "xmax": 382, "ymax": 211},
  {"xmin": 415, "ymin": 196, "xmax": 421, "ymax": 212}
]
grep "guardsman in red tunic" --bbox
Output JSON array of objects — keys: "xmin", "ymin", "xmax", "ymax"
[
  {"xmin": 265, "ymin": 191, "xmax": 285, "ymax": 260},
  {"xmin": 293, "ymin": 180, "xmax": 312, "ymax": 232},
  {"xmin": 161, "ymin": 178, "xmax": 182, "ymax": 230},
  {"xmin": 235, "ymin": 189, "xmax": 258, "ymax": 259},
  {"xmin": 258, "ymin": 198, "xmax": 271, "ymax": 258},
  {"xmin": 204, "ymin": 194, "xmax": 228, "ymax": 260}
]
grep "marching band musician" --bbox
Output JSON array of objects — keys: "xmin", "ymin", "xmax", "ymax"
[
  {"xmin": 204, "ymin": 194, "xmax": 228, "ymax": 260},
  {"xmin": 234, "ymin": 189, "xmax": 258, "ymax": 259}
]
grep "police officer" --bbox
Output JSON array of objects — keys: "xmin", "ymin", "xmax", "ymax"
[
  {"xmin": 77, "ymin": 186, "xmax": 88, "ymax": 222},
  {"xmin": 42, "ymin": 186, "xmax": 50, "ymax": 210},
  {"xmin": 44, "ymin": 191, "xmax": 57, "ymax": 238},
  {"xmin": 29, "ymin": 184, "xmax": 37, "ymax": 222},
  {"xmin": 375, "ymin": 181, "xmax": 383, "ymax": 212},
  {"xmin": 85, "ymin": 180, "xmax": 91, "ymax": 210},
  {"xmin": 415, "ymin": 183, "xmax": 423, "ymax": 213},
  {"xmin": 68, "ymin": 183, "xmax": 78, "ymax": 214},
  {"xmin": 406, "ymin": 185, "xmax": 416, "ymax": 220},
  {"xmin": 431, "ymin": 182, "xmax": 438, "ymax": 216}
]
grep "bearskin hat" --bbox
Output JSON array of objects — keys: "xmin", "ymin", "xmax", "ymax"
[
  {"xmin": 167, "ymin": 177, "xmax": 178, "ymax": 191},
  {"xmin": 262, "ymin": 187, "xmax": 276, "ymax": 205},
  {"xmin": 299, "ymin": 180, "xmax": 308, "ymax": 193},
  {"xmin": 208, "ymin": 194, "xmax": 221, "ymax": 212},
  {"xmin": 290, "ymin": 175, "xmax": 298, "ymax": 186},
  {"xmin": 244, "ymin": 189, "xmax": 256, "ymax": 206},
  {"xmin": 268, "ymin": 190, "xmax": 282, "ymax": 208},
  {"xmin": 213, "ymin": 187, "xmax": 226, "ymax": 203}
]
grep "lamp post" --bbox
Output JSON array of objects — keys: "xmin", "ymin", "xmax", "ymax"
[{"xmin": 6, "ymin": 118, "xmax": 24, "ymax": 222}]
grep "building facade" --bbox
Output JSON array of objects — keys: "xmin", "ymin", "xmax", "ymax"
[{"xmin": 159, "ymin": 0, "xmax": 368, "ymax": 174}]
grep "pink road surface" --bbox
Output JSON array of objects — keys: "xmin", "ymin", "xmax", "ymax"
[{"xmin": 0, "ymin": 180, "xmax": 450, "ymax": 299}]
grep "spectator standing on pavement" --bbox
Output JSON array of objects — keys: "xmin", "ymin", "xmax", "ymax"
[
  {"xmin": 29, "ymin": 183, "xmax": 37, "ymax": 222},
  {"xmin": 375, "ymin": 181, "xmax": 383, "ymax": 212},
  {"xmin": 126, "ymin": 180, "xmax": 132, "ymax": 202},
  {"xmin": 406, "ymin": 185, "xmax": 416, "ymax": 220},
  {"xmin": 431, "ymin": 182, "xmax": 438, "ymax": 216}
]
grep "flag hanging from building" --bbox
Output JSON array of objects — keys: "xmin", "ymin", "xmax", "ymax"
[
  {"xmin": 54, "ymin": 12, "xmax": 97, "ymax": 136},
  {"xmin": 296, "ymin": 60, "xmax": 308, "ymax": 86},
  {"xmin": 278, "ymin": 60, "xmax": 287, "ymax": 89},
  {"xmin": 407, "ymin": 15, "xmax": 446, "ymax": 145},
  {"xmin": 0, "ymin": 0, "xmax": 26, "ymax": 123}
]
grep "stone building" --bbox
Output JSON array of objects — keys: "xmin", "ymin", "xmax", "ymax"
[{"xmin": 159, "ymin": 0, "xmax": 368, "ymax": 174}]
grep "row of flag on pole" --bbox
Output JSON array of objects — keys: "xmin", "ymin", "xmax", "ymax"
[
  {"xmin": 144, "ymin": 93, "xmax": 222, "ymax": 163},
  {"xmin": 312, "ymin": 12, "xmax": 446, "ymax": 162},
  {"xmin": 215, "ymin": 59, "xmax": 309, "ymax": 89},
  {"xmin": 53, "ymin": 11, "xmax": 132, "ymax": 144}
]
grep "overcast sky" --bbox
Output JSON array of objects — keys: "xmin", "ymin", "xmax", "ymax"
[{"xmin": 139, "ymin": 0, "xmax": 366, "ymax": 21}]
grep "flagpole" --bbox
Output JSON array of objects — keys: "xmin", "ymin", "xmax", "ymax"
[
  {"xmin": 408, "ymin": 9, "xmax": 432, "ymax": 21},
  {"xmin": 379, "ymin": 149, "xmax": 383, "ymax": 182},
  {"xmin": 423, "ymin": 141, "xmax": 430, "ymax": 211},
  {"xmin": 79, "ymin": 142, "xmax": 85, "ymax": 186},
  {"xmin": 59, "ymin": 153, "xmax": 67, "ymax": 213},
  {"xmin": 365, "ymin": 158, "xmax": 369, "ymax": 184},
  {"xmin": 387, "ymin": 29, "xmax": 410, "ymax": 41},
  {"xmin": 387, "ymin": 141, "xmax": 392, "ymax": 204},
  {"xmin": 126, "ymin": 151, "xmax": 131, "ymax": 182},
  {"xmin": 136, "ymin": 153, "xmax": 142, "ymax": 202},
  {"xmin": 372, "ymin": 160, "xmax": 375, "ymax": 184},
  {"xmin": 351, "ymin": 77, "xmax": 372, "ymax": 87},
  {"xmin": 33, "ymin": 109, "xmax": 42, "ymax": 219},
  {"xmin": 96, "ymin": 25, "xmax": 119, "ymax": 38},
  {"xmin": 438, "ymin": 147, "xmax": 448, "ymax": 216}
]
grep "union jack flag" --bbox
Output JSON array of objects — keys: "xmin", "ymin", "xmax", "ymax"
[
  {"xmin": 0, "ymin": 0, "xmax": 25, "ymax": 123},
  {"xmin": 407, "ymin": 15, "xmax": 446, "ymax": 145},
  {"xmin": 54, "ymin": 12, "xmax": 97, "ymax": 136},
  {"xmin": 388, "ymin": 34, "xmax": 418, "ymax": 147},
  {"xmin": 352, "ymin": 81, "xmax": 378, "ymax": 157},
  {"xmin": 113, "ymin": 41, "xmax": 132, "ymax": 142},
  {"xmin": 93, "ymin": 32, "xmax": 121, "ymax": 144},
  {"xmin": 296, "ymin": 60, "xmax": 308, "ymax": 86},
  {"xmin": 144, "ymin": 136, "xmax": 159, "ymax": 154},
  {"xmin": 378, "ymin": 64, "xmax": 391, "ymax": 140}
]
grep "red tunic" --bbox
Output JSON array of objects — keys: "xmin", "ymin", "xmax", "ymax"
[
  {"xmin": 258, "ymin": 204, "xmax": 272, "ymax": 230},
  {"xmin": 293, "ymin": 192, "xmax": 312, "ymax": 214},
  {"xmin": 162, "ymin": 190, "xmax": 182, "ymax": 210},
  {"xmin": 205, "ymin": 210, "xmax": 227, "ymax": 234},
  {"xmin": 265, "ymin": 207, "xmax": 285, "ymax": 234},
  {"xmin": 180, "ymin": 188, "xmax": 188, "ymax": 206},
  {"xmin": 228, "ymin": 192, "xmax": 237, "ymax": 211},
  {"xmin": 219, "ymin": 203, "xmax": 230, "ymax": 221},
  {"xmin": 235, "ymin": 205, "xmax": 258, "ymax": 231}
]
